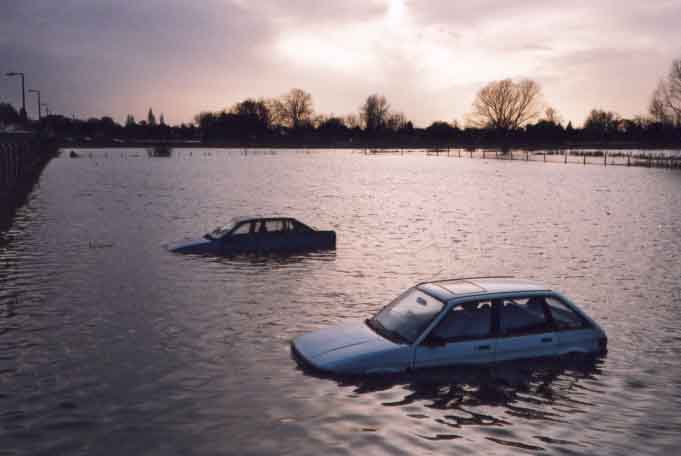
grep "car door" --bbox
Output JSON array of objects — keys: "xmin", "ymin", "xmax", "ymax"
[
  {"xmin": 413, "ymin": 300, "xmax": 496, "ymax": 368},
  {"xmin": 256, "ymin": 219, "xmax": 286, "ymax": 250},
  {"xmin": 222, "ymin": 221, "xmax": 257, "ymax": 251},
  {"xmin": 280, "ymin": 219, "xmax": 303, "ymax": 249},
  {"xmin": 495, "ymin": 295, "xmax": 557, "ymax": 362}
]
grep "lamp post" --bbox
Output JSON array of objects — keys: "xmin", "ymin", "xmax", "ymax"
[
  {"xmin": 5, "ymin": 72, "xmax": 26, "ymax": 120},
  {"xmin": 28, "ymin": 89, "xmax": 41, "ymax": 121}
]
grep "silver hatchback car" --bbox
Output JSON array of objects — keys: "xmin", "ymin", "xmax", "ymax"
[{"xmin": 292, "ymin": 277, "xmax": 607, "ymax": 375}]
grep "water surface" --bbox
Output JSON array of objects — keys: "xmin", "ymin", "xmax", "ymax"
[{"xmin": 1, "ymin": 148, "xmax": 680, "ymax": 454}]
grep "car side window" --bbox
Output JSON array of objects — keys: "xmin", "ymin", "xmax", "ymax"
[
  {"xmin": 231, "ymin": 222, "xmax": 251, "ymax": 236},
  {"xmin": 265, "ymin": 220, "xmax": 284, "ymax": 233},
  {"xmin": 546, "ymin": 297, "xmax": 586, "ymax": 330},
  {"xmin": 430, "ymin": 300, "xmax": 492, "ymax": 342},
  {"xmin": 499, "ymin": 297, "xmax": 551, "ymax": 336}
]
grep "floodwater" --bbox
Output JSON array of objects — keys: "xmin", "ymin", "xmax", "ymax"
[{"xmin": 1, "ymin": 148, "xmax": 681, "ymax": 455}]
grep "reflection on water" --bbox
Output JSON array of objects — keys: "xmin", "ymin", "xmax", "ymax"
[
  {"xmin": 1, "ymin": 148, "xmax": 681, "ymax": 455},
  {"xmin": 299, "ymin": 357, "xmax": 604, "ymax": 450}
]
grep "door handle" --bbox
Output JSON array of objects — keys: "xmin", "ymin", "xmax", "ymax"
[
  {"xmin": 477, "ymin": 345, "xmax": 491, "ymax": 351},
  {"xmin": 541, "ymin": 337, "xmax": 553, "ymax": 343}
]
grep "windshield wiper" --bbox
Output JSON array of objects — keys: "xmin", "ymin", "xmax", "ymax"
[{"xmin": 366, "ymin": 318, "xmax": 408, "ymax": 344}]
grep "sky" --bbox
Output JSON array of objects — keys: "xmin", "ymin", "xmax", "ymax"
[{"xmin": 1, "ymin": 0, "xmax": 680, "ymax": 127}]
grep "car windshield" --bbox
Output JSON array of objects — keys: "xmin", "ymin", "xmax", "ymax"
[
  {"xmin": 370, "ymin": 288, "xmax": 445, "ymax": 344},
  {"xmin": 207, "ymin": 217, "xmax": 243, "ymax": 239}
]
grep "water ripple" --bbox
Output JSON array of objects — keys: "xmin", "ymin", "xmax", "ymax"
[{"xmin": 1, "ymin": 149, "xmax": 680, "ymax": 454}]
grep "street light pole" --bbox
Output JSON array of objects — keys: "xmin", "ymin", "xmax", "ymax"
[
  {"xmin": 28, "ymin": 89, "xmax": 41, "ymax": 121},
  {"xmin": 5, "ymin": 72, "xmax": 26, "ymax": 120}
]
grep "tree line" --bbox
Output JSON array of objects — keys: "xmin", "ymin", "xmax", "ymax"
[{"xmin": 2, "ymin": 58, "xmax": 679, "ymax": 148}]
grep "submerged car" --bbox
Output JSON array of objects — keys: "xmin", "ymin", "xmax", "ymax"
[
  {"xmin": 169, "ymin": 216, "xmax": 336, "ymax": 255},
  {"xmin": 292, "ymin": 277, "xmax": 607, "ymax": 375}
]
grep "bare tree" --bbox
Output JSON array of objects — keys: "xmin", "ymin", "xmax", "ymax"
[
  {"xmin": 651, "ymin": 58, "xmax": 681, "ymax": 125},
  {"xmin": 344, "ymin": 114, "xmax": 361, "ymax": 129},
  {"xmin": 232, "ymin": 98, "xmax": 271, "ymax": 128},
  {"xmin": 668, "ymin": 59, "xmax": 681, "ymax": 121},
  {"xmin": 584, "ymin": 109, "xmax": 621, "ymax": 136},
  {"xmin": 649, "ymin": 81, "xmax": 671, "ymax": 124},
  {"xmin": 276, "ymin": 88, "xmax": 313, "ymax": 129},
  {"xmin": 386, "ymin": 112, "xmax": 407, "ymax": 131},
  {"xmin": 468, "ymin": 79, "xmax": 543, "ymax": 130},
  {"xmin": 361, "ymin": 94, "xmax": 390, "ymax": 131},
  {"xmin": 544, "ymin": 107, "xmax": 562, "ymax": 125}
]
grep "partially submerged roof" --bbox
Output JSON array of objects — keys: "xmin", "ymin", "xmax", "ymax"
[
  {"xmin": 233, "ymin": 216, "xmax": 300, "ymax": 223},
  {"xmin": 418, "ymin": 277, "xmax": 550, "ymax": 301}
]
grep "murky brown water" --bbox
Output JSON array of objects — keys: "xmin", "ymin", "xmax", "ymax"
[{"xmin": 1, "ymin": 148, "xmax": 681, "ymax": 455}]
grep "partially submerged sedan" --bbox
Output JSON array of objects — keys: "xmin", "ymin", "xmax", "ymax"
[
  {"xmin": 292, "ymin": 277, "xmax": 607, "ymax": 375},
  {"xmin": 170, "ymin": 216, "xmax": 336, "ymax": 255}
]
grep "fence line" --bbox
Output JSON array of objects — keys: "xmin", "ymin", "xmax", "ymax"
[{"xmin": 363, "ymin": 147, "xmax": 681, "ymax": 169}]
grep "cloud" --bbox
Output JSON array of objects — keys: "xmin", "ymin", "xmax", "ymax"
[
  {"xmin": 1, "ymin": 0, "xmax": 276, "ymax": 121},
  {"xmin": 405, "ymin": 0, "xmax": 681, "ymax": 123},
  {"xmin": 2, "ymin": 0, "xmax": 680, "ymax": 125},
  {"xmin": 235, "ymin": 0, "xmax": 389, "ymax": 26}
]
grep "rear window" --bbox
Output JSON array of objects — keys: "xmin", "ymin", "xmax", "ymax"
[
  {"xmin": 546, "ymin": 297, "xmax": 587, "ymax": 330},
  {"xmin": 291, "ymin": 220, "xmax": 313, "ymax": 232}
]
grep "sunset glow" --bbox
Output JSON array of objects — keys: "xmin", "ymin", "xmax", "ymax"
[{"xmin": 1, "ymin": 0, "xmax": 679, "ymax": 126}]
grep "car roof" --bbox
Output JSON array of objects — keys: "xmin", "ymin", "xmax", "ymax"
[
  {"xmin": 417, "ymin": 277, "xmax": 551, "ymax": 301},
  {"xmin": 234, "ymin": 216, "xmax": 299, "ymax": 224}
]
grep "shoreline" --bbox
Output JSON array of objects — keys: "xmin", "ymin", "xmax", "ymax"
[{"xmin": 60, "ymin": 141, "xmax": 681, "ymax": 151}]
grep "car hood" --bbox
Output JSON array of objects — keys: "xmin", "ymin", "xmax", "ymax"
[
  {"xmin": 167, "ymin": 238, "xmax": 212, "ymax": 253},
  {"xmin": 293, "ymin": 321, "xmax": 398, "ymax": 361}
]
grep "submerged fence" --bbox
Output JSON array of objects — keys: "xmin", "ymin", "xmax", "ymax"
[
  {"xmin": 363, "ymin": 147, "xmax": 681, "ymax": 169},
  {"xmin": 0, "ymin": 132, "xmax": 54, "ymax": 189},
  {"xmin": 1, "ymin": 132, "xmax": 56, "ymax": 221}
]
